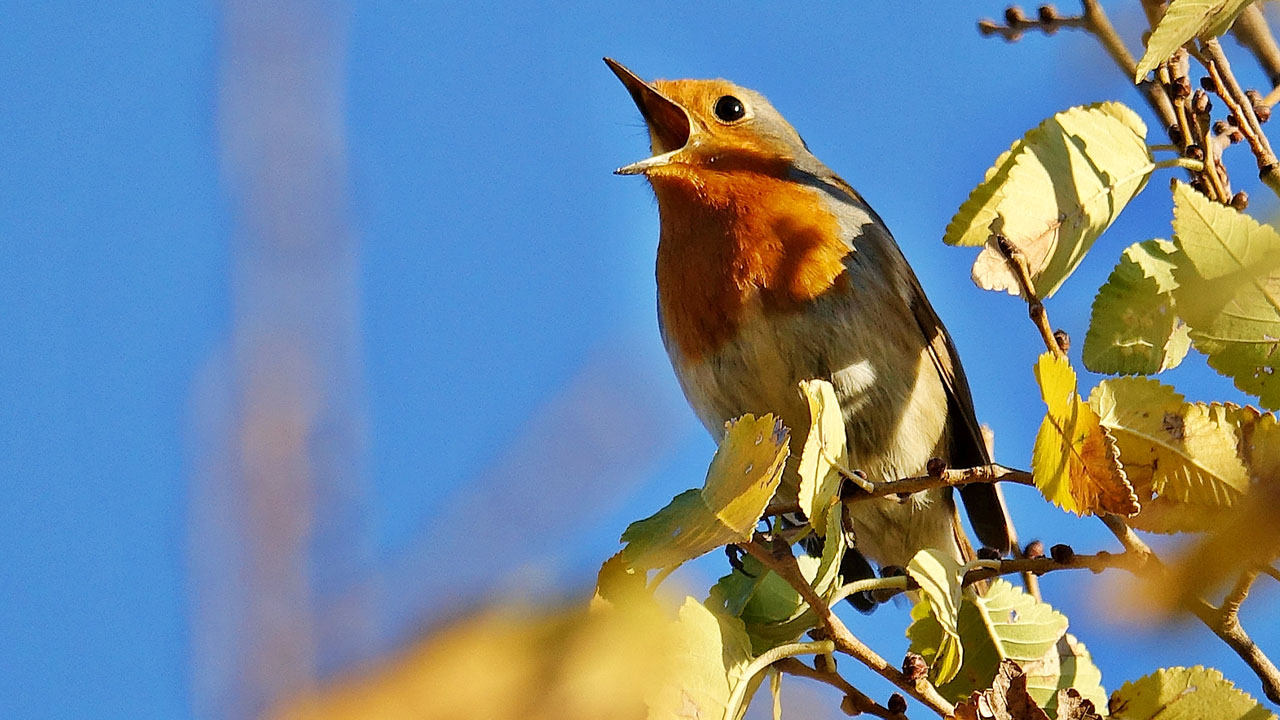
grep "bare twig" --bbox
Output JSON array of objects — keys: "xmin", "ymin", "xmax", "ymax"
[
  {"xmin": 762, "ymin": 463, "xmax": 1034, "ymax": 518},
  {"xmin": 1200, "ymin": 37, "xmax": 1280, "ymax": 196},
  {"xmin": 741, "ymin": 535, "xmax": 956, "ymax": 717},
  {"xmin": 1188, "ymin": 569, "xmax": 1280, "ymax": 705},
  {"xmin": 1231, "ymin": 4, "xmax": 1280, "ymax": 87},
  {"xmin": 1263, "ymin": 564, "xmax": 1280, "ymax": 585},
  {"xmin": 978, "ymin": 5, "xmax": 1086, "ymax": 41},
  {"xmin": 1081, "ymin": 0, "xmax": 1179, "ymax": 131},
  {"xmin": 774, "ymin": 657, "xmax": 906, "ymax": 719},
  {"xmin": 992, "ymin": 235, "xmax": 1066, "ymax": 357}
]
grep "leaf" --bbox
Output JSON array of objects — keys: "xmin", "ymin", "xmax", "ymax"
[
  {"xmin": 615, "ymin": 414, "xmax": 788, "ymax": 575},
  {"xmin": 950, "ymin": 660, "xmax": 1051, "ymax": 720},
  {"xmin": 1032, "ymin": 353, "xmax": 1139, "ymax": 516},
  {"xmin": 1108, "ymin": 666, "xmax": 1277, "ymax": 720},
  {"xmin": 1089, "ymin": 376, "xmax": 1250, "ymax": 533},
  {"xmin": 907, "ymin": 549, "xmax": 966, "ymax": 685},
  {"xmin": 708, "ymin": 500, "xmax": 846, "ymax": 653},
  {"xmin": 1022, "ymin": 634, "xmax": 1107, "ymax": 715},
  {"xmin": 1237, "ymin": 406, "xmax": 1280, "ymax": 484},
  {"xmin": 647, "ymin": 598, "xmax": 756, "ymax": 720},
  {"xmin": 1083, "ymin": 239, "xmax": 1191, "ymax": 375},
  {"xmin": 797, "ymin": 378, "xmax": 847, "ymax": 531},
  {"xmin": 1056, "ymin": 688, "xmax": 1105, "ymax": 720},
  {"xmin": 1135, "ymin": 0, "xmax": 1255, "ymax": 82},
  {"xmin": 909, "ymin": 579, "xmax": 1069, "ymax": 704},
  {"xmin": 1170, "ymin": 181, "xmax": 1280, "ymax": 409},
  {"xmin": 947, "ymin": 103, "xmax": 1153, "ymax": 299}
]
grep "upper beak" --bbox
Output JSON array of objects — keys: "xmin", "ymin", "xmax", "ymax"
[{"xmin": 604, "ymin": 57, "xmax": 691, "ymax": 175}]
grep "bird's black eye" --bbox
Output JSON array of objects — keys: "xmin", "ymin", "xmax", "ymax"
[{"xmin": 713, "ymin": 95, "xmax": 746, "ymax": 122}]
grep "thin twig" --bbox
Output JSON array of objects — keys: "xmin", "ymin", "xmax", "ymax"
[
  {"xmin": 1231, "ymin": 4, "xmax": 1280, "ymax": 87},
  {"xmin": 1188, "ymin": 570, "xmax": 1280, "ymax": 706},
  {"xmin": 762, "ymin": 463, "xmax": 1034, "ymax": 518},
  {"xmin": 1201, "ymin": 37, "xmax": 1280, "ymax": 196},
  {"xmin": 1262, "ymin": 564, "xmax": 1280, "ymax": 585},
  {"xmin": 1081, "ymin": 0, "xmax": 1179, "ymax": 131},
  {"xmin": 992, "ymin": 235, "xmax": 1065, "ymax": 357},
  {"xmin": 741, "ymin": 535, "xmax": 956, "ymax": 717},
  {"xmin": 774, "ymin": 657, "xmax": 906, "ymax": 720}
]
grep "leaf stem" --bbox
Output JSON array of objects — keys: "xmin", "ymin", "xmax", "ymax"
[
  {"xmin": 1153, "ymin": 157, "xmax": 1206, "ymax": 173},
  {"xmin": 773, "ymin": 657, "xmax": 906, "ymax": 719},
  {"xmin": 726, "ymin": 639, "xmax": 836, "ymax": 720}
]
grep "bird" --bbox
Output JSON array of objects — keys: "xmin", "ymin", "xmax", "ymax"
[{"xmin": 605, "ymin": 58, "xmax": 1013, "ymax": 590}]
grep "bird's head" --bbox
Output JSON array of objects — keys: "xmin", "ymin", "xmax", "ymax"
[{"xmin": 605, "ymin": 58, "xmax": 814, "ymax": 179}]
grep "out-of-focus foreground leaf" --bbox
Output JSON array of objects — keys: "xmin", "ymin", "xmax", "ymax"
[
  {"xmin": 1083, "ymin": 239, "xmax": 1190, "ymax": 375},
  {"xmin": 1108, "ymin": 666, "xmax": 1277, "ymax": 720},
  {"xmin": 1134, "ymin": 0, "xmax": 1254, "ymax": 82},
  {"xmin": 1089, "ymin": 376, "xmax": 1249, "ymax": 533},
  {"xmin": 1170, "ymin": 181, "xmax": 1280, "ymax": 410},
  {"xmin": 607, "ymin": 414, "xmax": 788, "ymax": 578},
  {"xmin": 1032, "ymin": 353, "xmax": 1138, "ymax": 516},
  {"xmin": 946, "ymin": 103, "xmax": 1152, "ymax": 299}
]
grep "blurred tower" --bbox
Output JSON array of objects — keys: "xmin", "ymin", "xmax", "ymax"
[{"xmin": 189, "ymin": 1, "xmax": 373, "ymax": 718}]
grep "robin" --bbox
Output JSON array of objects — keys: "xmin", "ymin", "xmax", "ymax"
[{"xmin": 606, "ymin": 59, "xmax": 1013, "ymax": 591}]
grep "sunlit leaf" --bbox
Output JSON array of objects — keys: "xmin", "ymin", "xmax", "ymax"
[
  {"xmin": 1089, "ymin": 376, "xmax": 1249, "ymax": 533},
  {"xmin": 909, "ymin": 579, "xmax": 1068, "ymax": 704},
  {"xmin": 1056, "ymin": 688, "xmax": 1106, "ymax": 720},
  {"xmin": 708, "ymin": 502, "xmax": 846, "ymax": 653},
  {"xmin": 946, "ymin": 102, "xmax": 1153, "ymax": 299},
  {"xmin": 1237, "ymin": 406, "xmax": 1280, "ymax": 484},
  {"xmin": 1170, "ymin": 181, "xmax": 1280, "ymax": 409},
  {"xmin": 613, "ymin": 415, "xmax": 788, "ymax": 576},
  {"xmin": 1135, "ymin": 0, "xmax": 1255, "ymax": 82},
  {"xmin": 1108, "ymin": 666, "xmax": 1276, "ymax": 720},
  {"xmin": 1032, "ymin": 353, "xmax": 1139, "ymax": 516},
  {"xmin": 797, "ymin": 379, "xmax": 847, "ymax": 532},
  {"xmin": 1083, "ymin": 239, "xmax": 1190, "ymax": 375},
  {"xmin": 907, "ymin": 549, "xmax": 965, "ymax": 685},
  {"xmin": 1022, "ymin": 634, "xmax": 1107, "ymax": 715}
]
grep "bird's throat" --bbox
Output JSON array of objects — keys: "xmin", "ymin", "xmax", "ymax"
[{"xmin": 651, "ymin": 167, "xmax": 851, "ymax": 362}]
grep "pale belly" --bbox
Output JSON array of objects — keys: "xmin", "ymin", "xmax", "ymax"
[{"xmin": 664, "ymin": 296, "xmax": 962, "ymax": 568}]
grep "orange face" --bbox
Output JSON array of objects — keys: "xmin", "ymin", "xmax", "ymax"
[{"xmin": 606, "ymin": 59, "xmax": 851, "ymax": 362}]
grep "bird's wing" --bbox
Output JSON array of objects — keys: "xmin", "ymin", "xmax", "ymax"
[{"xmin": 817, "ymin": 172, "xmax": 1013, "ymax": 553}]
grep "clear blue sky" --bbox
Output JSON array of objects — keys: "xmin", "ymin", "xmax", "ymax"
[{"xmin": 2, "ymin": 3, "xmax": 1277, "ymax": 719}]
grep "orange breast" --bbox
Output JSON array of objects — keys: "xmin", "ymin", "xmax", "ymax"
[{"xmin": 650, "ymin": 160, "xmax": 851, "ymax": 361}]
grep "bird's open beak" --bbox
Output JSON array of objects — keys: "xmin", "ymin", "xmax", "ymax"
[{"xmin": 604, "ymin": 58, "xmax": 691, "ymax": 175}]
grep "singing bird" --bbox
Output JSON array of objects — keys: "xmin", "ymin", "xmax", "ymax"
[{"xmin": 606, "ymin": 59, "xmax": 1012, "ymax": 581}]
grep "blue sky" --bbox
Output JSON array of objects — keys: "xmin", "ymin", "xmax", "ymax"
[{"xmin": 2, "ymin": 3, "xmax": 1277, "ymax": 719}]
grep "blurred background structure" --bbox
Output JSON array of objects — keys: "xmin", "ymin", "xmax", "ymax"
[{"xmin": 1, "ymin": 2, "xmax": 1277, "ymax": 719}]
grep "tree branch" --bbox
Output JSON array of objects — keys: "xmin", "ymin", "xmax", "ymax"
[
  {"xmin": 774, "ymin": 657, "xmax": 907, "ymax": 719},
  {"xmin": 1200, "ymin": 37, "xmax": 1280, "ymax": 197},
  {"xmin": 992, "ymin": 234, "xmax": 1066, "ymax": 357},
  {"xmin": 763, "ymin": 463, "xmax": 1034, "ymax": 518},
  {"xmin": 741, "ymin": 534, "xmax": 956, "ymax": 717},
  {"xmin": 1230, "ymin": 4, "xmax": 1280, "ymax": 87},
  {"xmin": 1187, "ymin": 569, "xmax": 1280, "ymax": 705}
]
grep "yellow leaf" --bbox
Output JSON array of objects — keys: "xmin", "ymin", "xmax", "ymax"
[
  {"xmin": 907, "ymin": 549, "xmax": 965, "ymax": 685},
  {"xmin": 1083, "ymin": 239, "xmax": 1191, "ymax": 375},
  {"xmin": 948, "ymin": 103, "xmax": 1153, "ymax": 299},
  {"xmin": 1170, "ymin": 181, "xmax": 1280, "ymax": 409},
  {"xmin": 797, "ymin": 378, "xmax": 847, "ymax": 532},
  {"xmin": 1089, "ymin": 377, "xmax": 1249, "ymax": 533},
  {"xmin": 1135, "ymin": 0, "xmax": 1255, "ymax": 82},
  {"xmin": 1109, "ymin": 666, "xmax": 1276, "ymax": 719},
  {"xmin": 1032, "ymin": 353, "xmax": 1138, "ymax": 516}
]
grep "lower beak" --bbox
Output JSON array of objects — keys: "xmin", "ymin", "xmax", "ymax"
[{"xmin": 604, "ymin": 58, "xmax": 691, "ymax": 173}]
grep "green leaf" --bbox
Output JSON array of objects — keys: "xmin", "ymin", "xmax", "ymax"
[
  {"xmin": 1170, "ymin": 181, "xmax": 1280, "ymax": 409},
  {"xmin": 1135, "ymin": 0, "xmax": 1255, "ymax": 82},
  {"xmin": 617, "ymin": 414, "xmax": 788, "ymax": 574},
  {"xmin": 797, "ymin": 379, "xmax": 847, "ymax": 532},
  {"xmin": 1090, "ymin": 376, "xmax": 1250, "ymax": 533},
  {"xmin": 708, "ymin": 501, "xmax": 846, "ymax": 653},
  {"xmin": 1033, "ymin": 353, "xmax": 1139, "ymax": 516},
  {"xmin": 908, "ymin": 579, "xmax": 1069, "ymax": 704},
  {"xmin": 946, "ymin": 102, "xmax": 1153, "ymax": 299},
  {"xmin": 1023, "ymin": 634, "xmax": 1107, "ymax": 715},
  {"xmin": 647, "ymin": 598, "xmax": 757, "ymax": 720},
  {"xmin": 1108, "ymin": 666, "xmax": 1277, "ymax": 719},
  {"xmin": 906, "ymin": 549, "xmax": 965, "ymax": 685},
  {"xmin": 1083, "ymin": 239, "xmax": 1191, "ymax": 375}
]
